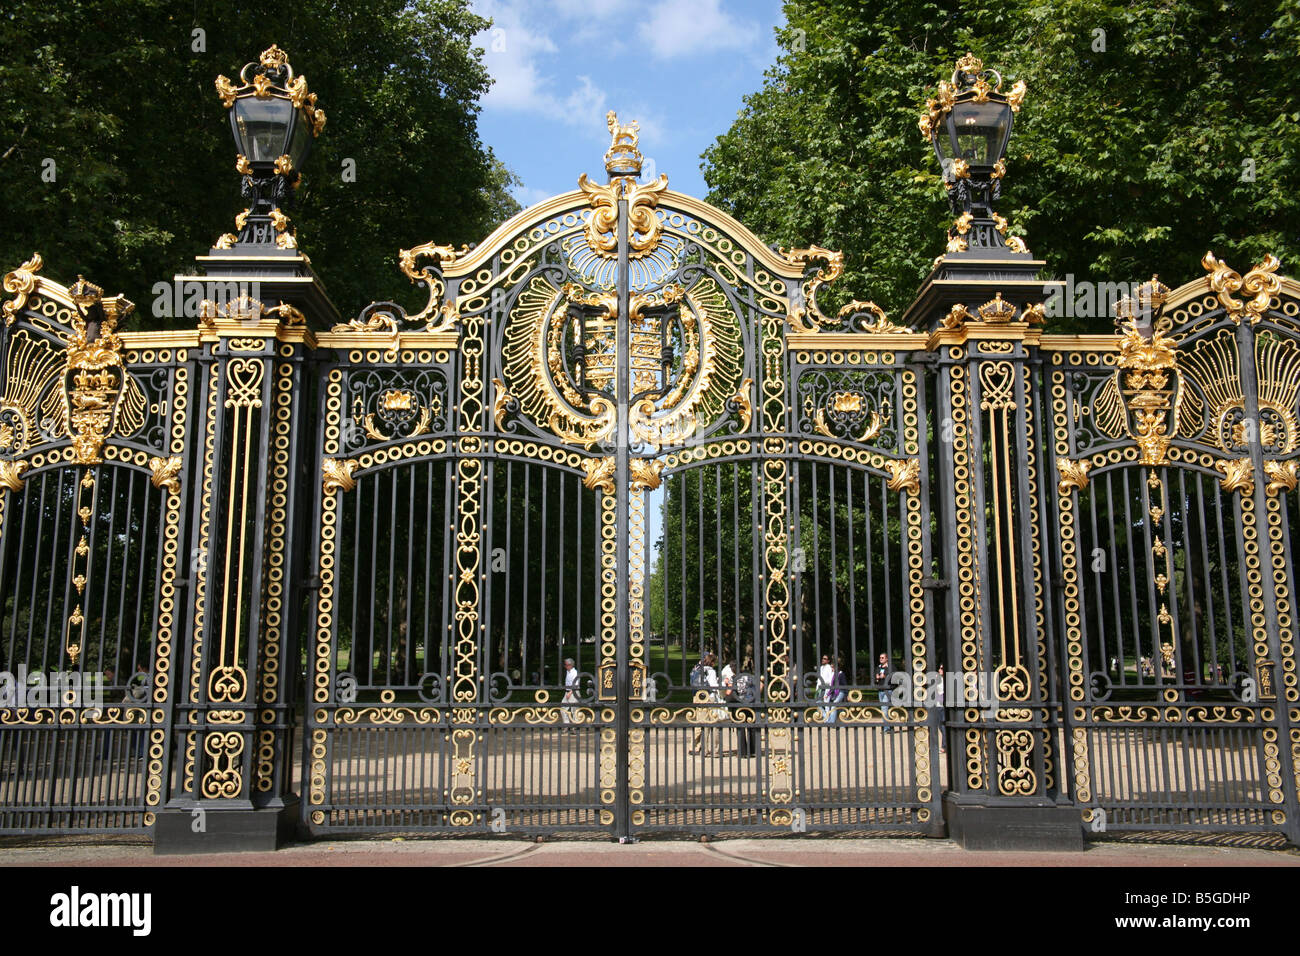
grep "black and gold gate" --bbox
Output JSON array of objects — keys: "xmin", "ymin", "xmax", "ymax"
[
  {"xmin": 3, "ymin": 48, "xmax": 1299, "ymax": 848},
  {"xmin": 302, "ymin": 120, "xmax": 943, "ymax": 837}
]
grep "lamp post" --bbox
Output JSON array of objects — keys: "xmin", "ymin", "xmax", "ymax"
[
  {"xmin": 919, "ymin": 54, "xmax": 1026, "ymax": 256},
  {"xmin": 213, "ymin": 45, "xmax": 326, "ymax": 251}
]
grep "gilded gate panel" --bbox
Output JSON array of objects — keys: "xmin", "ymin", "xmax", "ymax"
[
  {"xmin": 0, "ymin": 257, "xmax": 191, "ymax": 832},
  {"xmin": 1048, "ymin": 262, "xmax": 1300, "ymax": 844}
]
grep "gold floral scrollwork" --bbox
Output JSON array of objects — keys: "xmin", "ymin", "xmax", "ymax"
[
  {"xmin": 200, "ymin": 731, "xmax": 244, "ymax": 798},
  {"xmin": 1264, "ymin": 460, "xmax": 1299, "ymax": 496},
  {"xmin": 0, "ymin": 459, "xmax": 28, "ymax": 492},
  {"xmin": 1006, "ymin": 236, "xmax": 1028, "ymax": 254},
  {"xmin": 322, "ymin": 457, "xmax": 360, "ymax": 494},
  {"xmin": 399, "ymin": 241, "xmax": 468, "ymax": 282},
  {"xmin": 836, "ymin": 300, "xmax": 909, "ymax": 333},
  {"xmin": 782, "ymin": 245, "xmax": 844, "ymax": 332},
  {"xmin": 885, "ymin": 458, "xmax": 921, "ymax": 496},
  {"xmin": 148, "ymin": 456, "xmax": 182, "ymax": 494},
  {"xmin": 492, "ymin": 377, "xmax": 512, "ymax": 431},
  {"xmin": 1215, "ymin": 457, "xmax": 1254, "ymax": 495},
  {"xmin": 732, "ymin": 377, "xmax": 753, "ymax": 432},
  {"xmin": 629, "ymin": 458, "xmax": 663, "ymax": 492},
  {"xmin": 331, "ymin": 310, "xmax": 400, "ymax": 336},
  {"xmin": 2, "ymin": 253, "xmax": 42, "ymax": 326},
  {"xmin": 1202, "ymin": 251, "xmax": 1281, "ymax": 325},
  {"xmin": 208, "ymin": 664, "xmax": 247, "ymax": 703},
  {"xmin": 995, "ymin": 728, "xmax": 1036, "ymax": 796},
  {"xmin": 581, "ymin": 456, "xmax": 616, "ymax": 495},
  {"xmin": 577, "ymin": 171, "xmax": 668, "ymax": 259},
  {"xmin": 1007, "ymin": 79, "xmax": 1027, "ymax": 112},
  {"xmin": 214, "ymin": 75, "xmax": 238, "ymax": 108},
  {"xmin": 1056, "ymin": 457, "xmax": 1091, "ymax": 495}
]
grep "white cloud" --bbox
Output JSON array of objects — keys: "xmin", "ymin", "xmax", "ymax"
[
  {"xmin": 474, "ymin": 0, "xmax": 611, "ymax": 131},
  {"xmin": 637, "ymin": 0, "xmax": 761, "ymax": 60}
]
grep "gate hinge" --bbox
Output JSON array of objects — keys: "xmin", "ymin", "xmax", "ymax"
[
  {"xmin": 300, "ymin": 575, "xmax": 322, "ymax": 592},
  {"xmin": 920, "ymin": 575, "xmax": 948, "ymax": 591}
]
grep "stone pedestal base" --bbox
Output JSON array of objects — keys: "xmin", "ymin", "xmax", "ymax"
[
  {"xmin": 153, "ymin": 799, "xmax": 300, "ymax": 855},
  {"xmin": 943, "ymin": 794, "xmax": 1083, "ymax": 850}
]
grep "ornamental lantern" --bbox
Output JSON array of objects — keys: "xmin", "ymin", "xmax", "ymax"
[
  {"xmin": 213, "ymin": 45, "xmax": 326, "ymax": 250},
  {"xmin": 919, "ymin": 54, "xmax": 1026, "ymax": 255}
]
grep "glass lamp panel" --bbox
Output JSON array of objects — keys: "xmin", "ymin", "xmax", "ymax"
[
  {"xmin": 287, "ymin": 111, "xmax": 314, "ymax": 169},
  {"xmin": 232, "ymin": 96, "xmax": 292, "ymax": 162},
  {"xmin": 947, "ymin": 102, "xmax": 1011, "ymax": 166}
]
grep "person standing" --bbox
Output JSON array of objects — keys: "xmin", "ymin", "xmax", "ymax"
[
  {"xmin": 818, "ymin": 654, "xmax": 834, "ymax": 722},
  {"xmin": 734, "ymin": 661, "xmax": 760, "ymax": 759},
  {"xmin": 689, "ymin": 653, "xmax": 720, "ymax": 755},
  {"xmin": 560, "ymin": 658, "xmax": 580, "ymax": 732},
  {"xmin": 826, "ymin": 656, "xmax": 847, "ymax": 726},
  {"xmin": 876, "ymin": 652, "xmax": 894, "ymax": 734},
  {"xmin": 720, "ymin": 658, "xmax": 736, "ymax": 755}
]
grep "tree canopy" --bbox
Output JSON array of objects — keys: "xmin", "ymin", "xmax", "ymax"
[
  {"xmin": 0, "ymin": 0, "xmax": 520, "ymax": 323},
  {"xmin": 702, "ymin": 0, "xmax": 1300, "ymax": 332}
]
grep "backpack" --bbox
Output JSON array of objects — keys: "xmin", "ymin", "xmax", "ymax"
[
  {"xmin": 735, "ymin": 674, "xmax": 754, "ymax": 703},
  {"xmin": 689, "ymin": 663, "xmax": 706, "ymax": 688}
]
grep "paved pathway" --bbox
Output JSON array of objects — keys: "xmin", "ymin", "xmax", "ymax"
[{"xmin": 3, "ymin": 837, "xmax": 1298, "ymax": 867}]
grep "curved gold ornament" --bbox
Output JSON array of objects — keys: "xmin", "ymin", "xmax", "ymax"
[
  {"xmin": 580, "ymin": 456, "xmax": 616, "ymax": 495},
  {"xmin": 1215, "ymin": 457, "xmax": 1254, "ymax": 494},
  {"xmin": 1006, "ymin": 236, "xmax": 1028, "ymax": 254},
  {"xmin": 782, "ymin": 245, "xmax": 845, "ymax": 332},
  {"xmin": 1264, "ymin": 459, "xmax": 1299, "ymax": 496},
  {"xmin": 322, "ymin": 457, "xmax": 359, "ymax": 494},
  {"xmin": 1202, "ymin": 251, "xmax": 1280, "ymax": 324},
  {"xmin": 629, "ymin": 458, "xmax": 663, "ymax": 492},
  {"xmin": 732, "ymin": 377, "xmax": 753, "ymax": 433},
  {"xmin": 399, "ymin": 242, "xmax": 468, "ymax": 282},
  {"xmin": 148, "ymin": 456, "xmax": 183, "ymax": 494},
  {"xmin": 215, "ymin": 74, "xmax": 238, "ymax": 108},
  {"xmin": 885, "ymin": 457, "xmax": 921, "ymax": 495},
  {"xmin": 0, "ymin": 459, "xmax": 29, "ymax": 491},
  {"xmin": 2, "ymin": 253, "xmax": 43, "ymax": 326},
  {"xmin": 836, "ymin": 300, "xmax": 909, "ymax": 333},
  {"xmin": 1056, "ymin": 457, "xmax": 1091, "ymax": 495},
  {"xmin": 492, "ymin": 377, "xmax": 512, "ymax": 431},
  {"xmin": 1115, "ymin": 317, "xmax": 1180, "ymax": 465},
  {"xmin": 577, "ymin": 172, "xmax": 668, "ymax": 259}
]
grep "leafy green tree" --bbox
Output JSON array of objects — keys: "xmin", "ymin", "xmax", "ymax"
[
  {"xmin": 0, "ymin": 0, "xmax": 521, "ymax": 324},
  {"xmin": 703, "ymin": 0, "xmax": 1300, "ymax": 332}
]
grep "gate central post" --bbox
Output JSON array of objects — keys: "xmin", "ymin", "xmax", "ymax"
[{"xmin": 613, "ymin": 181, "xmax": 633, "ymax": 841}]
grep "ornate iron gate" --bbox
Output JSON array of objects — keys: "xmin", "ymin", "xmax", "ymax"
[
  {"xmin": 1049, "ymin": 268, "xmax": 1300, "ymax": 842},
  {"xmin": 301, "ymin": 123, "xmax": 942, "ymax": 837},
  {"xmin": 2, "ymin": 106, "xmax": 1298, "ymax": 849},
  {"xmin": 0, "ymin": 262, "xmax": 189, "ymax": 832}
]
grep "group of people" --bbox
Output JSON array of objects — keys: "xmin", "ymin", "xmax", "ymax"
[{"xmin": 687, "ymin": 652, "xmax": 762, "ymax": 758}]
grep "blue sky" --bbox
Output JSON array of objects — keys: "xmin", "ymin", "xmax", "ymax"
[{"xmin": 471, "ymin": 0, "xmax": 786, "ymax": 206}]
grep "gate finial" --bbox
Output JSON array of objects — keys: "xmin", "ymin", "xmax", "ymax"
[{"xmin": 604, "ymin": 111, "xmax": 643, "ymax": 179}]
